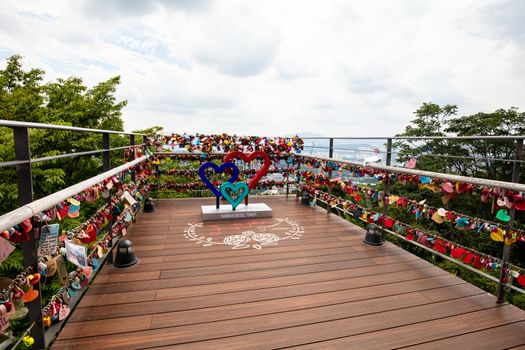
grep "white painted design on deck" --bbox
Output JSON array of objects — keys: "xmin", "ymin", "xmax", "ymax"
[{"xmin": 184, "ymin": 218, "xmax": 303, "ymax": 250}]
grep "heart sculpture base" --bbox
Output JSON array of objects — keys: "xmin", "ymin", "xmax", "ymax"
[{"xmin": 201, "ymin": 203, "xmax": 273, "ymax": 221}]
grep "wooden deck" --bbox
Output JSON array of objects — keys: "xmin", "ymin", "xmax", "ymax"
[{"xmin": 52, "ymin": 196, "xmax": 525, "ymax": 349}]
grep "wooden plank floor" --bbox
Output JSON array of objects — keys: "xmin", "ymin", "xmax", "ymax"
[{"xmin": 52, "ymin": 196, "xmax": 525, "ymax": 349}]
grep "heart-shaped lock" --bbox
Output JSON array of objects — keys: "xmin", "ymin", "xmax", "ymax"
[
  {"xmin": 61, "ymin": 289, "xmax": 71, "ymax": 305},
  {"xmin": 517, "ymin": 275, "xmax": 525, "ymax": 287},
  {"xmin": 58, "ymin": 304, "xmax": 71, "ymax": 321},
  {"xmin": 496, "ymin": 209, "xmax": 511, "ymax": 222}
]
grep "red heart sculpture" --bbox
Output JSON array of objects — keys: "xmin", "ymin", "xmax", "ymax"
[{"xmin": 224, "ymin": 151, "xmax": 271, "ymax": 190}]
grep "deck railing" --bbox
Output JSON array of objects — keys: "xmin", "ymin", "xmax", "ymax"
[
  {"xmin": 150, "ymin": 134, "xmax": 525, "ymax": 305},
  {"xmin": 299, "ymin": 136, "xmax": 524, "ymax": 304},
  {"xmin": 1, "ymin": 127, "xmax": 525, "ymax": 349},
  {"xmin": 0, "ymin": 120, "xmax": 150, "ymax": 349}
]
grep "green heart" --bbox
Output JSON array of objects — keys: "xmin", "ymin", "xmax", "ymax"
[
  {"xmin": 496, "ymin": 209, "xmax": 511, "ymax": 222},
  {"xmin": 221, "ymin": 182, "xmax": 249, "ymax": 210}
]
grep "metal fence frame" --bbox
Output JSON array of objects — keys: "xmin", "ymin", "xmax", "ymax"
[
  {"xmin": 150, "ymin": 137, "xmax": 525, "ymax": 304},
  {"xmin": 300, "ymin": 136, "xmax": 524, "ymax": 304},
  {"xmin": 0, "ymin": 120, "xmax": 148, "ymax": 349},
  {"xmin": 2, "ymin": 125, "xmax": 525, "ymax": 347}
]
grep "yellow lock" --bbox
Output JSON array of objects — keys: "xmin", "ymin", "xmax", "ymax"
[
  {"xmin": 43, "ymin": 315, "xmax": 52, "ymax": 327},
  {"xmin": 23, "ymin": 336, "xmax": 35, "ymax": 346}
]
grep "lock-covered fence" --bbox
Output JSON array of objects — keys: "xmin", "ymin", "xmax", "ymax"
[
  {"xmin": 0, "ymin": 120, "xmax": 150, "ymax": 349},
  {"xmin": 2, "ymin": 125, "xmax": 525, "ymax": 349}
]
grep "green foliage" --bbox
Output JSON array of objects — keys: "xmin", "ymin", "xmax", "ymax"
[
  {"xmin": 394, "ymin": 102, "xmax": 458, "ymax": 173},
  {"xmin": 394, "ymin": 102, "xmax": 525, "ymax": 181},
  {"xmin": 0, "ymin": 55, "xmax": 128, "ymax": 215},
  {"xmin": 133, "ymin": 125, "xmax": 164, "ymax": 135},
  {"xmin": 445, "ymin": 108, "xmax": 524, "ymax": 181},
  {"xmin": 0, "ymin": 55, "xmax": 130, "ymax": 342},
  {"xmin": 0, "ymin": 249, "xmax": 24, "ymax": 276}
]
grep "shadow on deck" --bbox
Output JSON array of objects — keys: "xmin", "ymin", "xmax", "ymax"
[{"xmin": 52, "ymin": 197, "xmax": 525, "ymax": 349}]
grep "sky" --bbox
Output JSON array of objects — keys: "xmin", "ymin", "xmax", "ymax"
[{"xmin": 1, "ymin": 0, "xmax": 524, "ymax": 137}]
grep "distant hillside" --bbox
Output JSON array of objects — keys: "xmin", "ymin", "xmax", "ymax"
[{"xmin": 285, "ymin": 132, "xmax": 326, "ymax": 138}]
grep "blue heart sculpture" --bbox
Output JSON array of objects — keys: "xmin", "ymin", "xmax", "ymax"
[
  {"xmin": 221, "ymin": 182, "xmax": 250, "ymax": 210},
  {"xmin": 199, "ymin": 162, "xmax": 239, "ymax": 197}
]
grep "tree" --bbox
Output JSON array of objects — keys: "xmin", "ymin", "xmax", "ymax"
[
  {"xmin": 394, "ymin": 103, "xmax": 525, "ymax": 182},
  {"xmin": 133, "ymin": 125, "xmax": 164, "ymax": 135},
  {"xmin": 393, "ymin": 102, "xmax": 458, "ymax": 173},
  {"xmin": 0, "ymin": 55, "xmax": 128, "ymax": 215},
  {"xmin": 392, "ymin": 102, "xmax": 525, "ymax": 261},
  {"xmin": 445, "ymin": 107, "xmax": 525, "ymax": 182},
  {"xmin": 0, "ymin": 55, "xmax": 45, "ymax": 123}
]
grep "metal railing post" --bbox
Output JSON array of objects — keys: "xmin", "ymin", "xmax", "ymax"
[
  {"xmin": 296, "ymin": 157, "xmax": 301, "ymax": 198},
  {"xmin": 13, "ymin": 127, "xmax": 45, "ymax": 349},
  {"xmin": 142, "ymin": 135, "xmax": 148, "ymax": 154},
  {"xmin": 497, "ymin": 138, "xmax": 523, "ymax": 303},
  {"xmin": 102, "ymin": 133, "xmax": 114, "ymax": 264},
  {"xmin": 102, "ymin": 133, "xmax": 111, "ymax": 171},
  {"xmin": 382, "ymin": 139, "xmax": 393, "ymax": 233},
  {"xmin": 130, "ymin": 134, "xmax": 136, "ymax": 182},
  {"xmin": 327, "ymin": 138, "xmax": 334, "ymax": 214},
  {"xmin": 286, "ymin": 159, "xmax": 290, "ymax": 198}
]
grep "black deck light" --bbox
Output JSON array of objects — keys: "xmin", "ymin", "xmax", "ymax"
[
  {"xmin": 363, "ymin": 223, "xmax": 383, "ymax": 246},
  {"xmin": 301, "ymin": 191, "xmax": 311, "ymax": 206},
  {"xmin": 114, "ymin": 240, "xmax": 138, "ymax": 268},
  {"xmin": 143, "ymin": 197, "xmax": 156, "ymax": 213}
]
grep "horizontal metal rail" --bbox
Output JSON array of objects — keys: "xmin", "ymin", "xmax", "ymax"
[
  {"xmin": 154, "ymin": 151, "xmax": 227, "ymax": 156},
  {"xmin": 0, "ymin": 155, "xmax": 149, "ymax": 233},
  {"xmin": 0, "ymin": 144, "xmax": 146, "ymax": 168},
  {"xmin": 153, "ymin": 151, "xmax": 525, "ymax": 190},
  {"xmin": 301, "ymin": 154, "xmax": 525, "ymax": 192},
  {"xmin": 110, "ymin": 144, "xmax": 145, "ymax": 151},
  {"xmin": 8, "ymin": 321, "xmax": 36, "ymax": 350},
  {"xmin": 0, "ymin": 119, "xmax": 145, "ymax": 136},
  {"xmin": 0, "ymin": 159, "xmax": 29, "ymax": 167},
  {"xmin": 319, "ymin": 199, "xmax": 525, "ymax": 295},
  {"xmin": 303, "ymin": 145, "xmax": 525, "ymax": 164},
  {"xmin": 153, "ymin": 151, "xmax": 296, "ymax": 157},
  {"xmin": 300, "ymin": 136, "xmax": 524, "ymax": 140}
]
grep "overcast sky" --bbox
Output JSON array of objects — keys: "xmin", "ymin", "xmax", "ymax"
[{"xmin": 1, "ymin": 0, "xmax": 524, "ymax": 136}]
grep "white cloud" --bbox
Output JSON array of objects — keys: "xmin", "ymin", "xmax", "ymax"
[{"xmin": 0, "ymin": 0, "xmax": 524, "ymax": 137}]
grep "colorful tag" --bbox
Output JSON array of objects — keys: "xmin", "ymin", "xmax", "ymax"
[
  {"xmin": 58, "ymin": 304, "xmax": 71, "ymax": 321},
  {"xmin": 0, "ymin": 314, "xmax": 10, "ymax": 332},
  {"xmin": 65, "ymin": 241, "xmax": 87, "ymax": 267},
  {"xmin": 122, "ymin": 191, "xmax": 137, "ymax": 206},
  {"xmin": 67, "ymin": 198, "xmax": 80, "ymax": 206},
  {"xmin": 38, "ymin": 224, "xmax": 60, "ymax": 256},
  {"xmin": 92, "ymin": 258, "xmax": 100, "ymax": 271},
  {"xmin": 0, "ymin": 237, "xmax": 15, "ymax": 264},
  {"xmin": 56, "ymin": 255, "xmax": 69, "ymax": 286}
]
